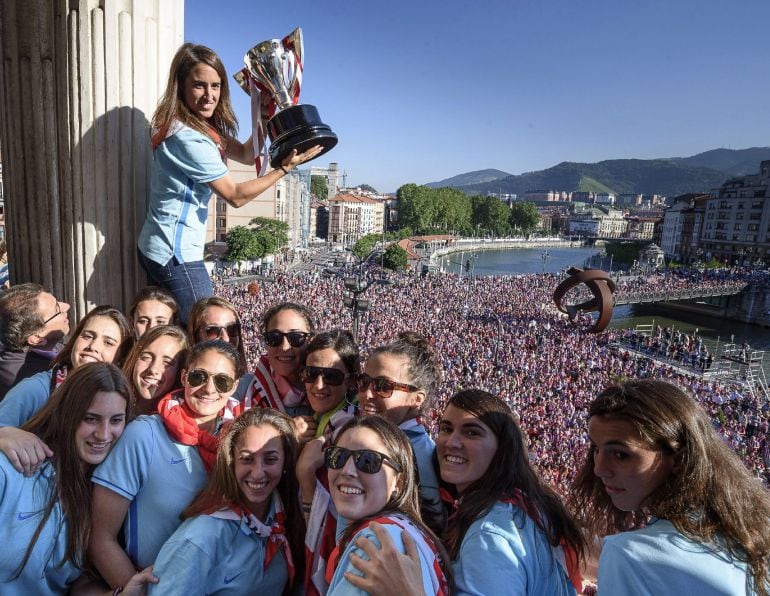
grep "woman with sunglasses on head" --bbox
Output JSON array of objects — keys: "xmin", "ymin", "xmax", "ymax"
[
  {"xmin": 357, "ymin": 332, "xmax": 444, "ymax": 533},
  {"xmin": 120, "ymin": 325, "xmax": 189, "ymax": 416},
  {"xmin": 0, "ymin": 361, "xmax": 155, "ymax": 595},
  {"xmin": 127, "ymin": 286, "xmax": 180, "ymax": 338},
  {"xmin": 570, "ymin": 379, "xmax": 770, "ymax": 595},
  {"xmin": 89, "ymin": 339, "xmax": 244, "ymax": 591},
  {"xmin": 324, "ymin": 415, "xmax": 453, "ymax": 595},
  {"xmin": 148, "ymin": 408, "xmax": 305, "ymax": 595},
  {"xmin": 0, "ymin": 306, "xmax": 134, "ymax": 475}
]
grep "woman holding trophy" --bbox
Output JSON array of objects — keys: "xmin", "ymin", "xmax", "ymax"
[{"xmin": 137, "ymin": 43, "xmax": 322, "ymax": 324}]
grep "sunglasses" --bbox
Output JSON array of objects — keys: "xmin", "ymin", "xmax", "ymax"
[
  {"xmin": 263, "ymin": 330, "xmax": 311, "ymax": 348},
  {"xmin": 324, "ymin": 446, "xmax": 402, "ymax": 474},
  {"xmin": 355, "ymin": 373, "xmax": 418, "ymax": 398},
  {"xmin": 186, "ymin": 368, "xmax": 236, "ymax": 393},
  {"xmin": 204, "ymin": 323, "xmax": 240, "ymax": 340},
  {"xmin": 299, "ymin": 365, "xmax": 348, "ymax": 386}
]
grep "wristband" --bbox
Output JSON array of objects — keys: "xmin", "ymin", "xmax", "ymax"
[{"xmin": 280, "ymin": 165, "xmax": 289, "ymax": 175}]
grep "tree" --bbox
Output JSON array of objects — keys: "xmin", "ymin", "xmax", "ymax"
[
  {"xmin": 382, "ymin": 244, "xmax": 408, "ymax": 271},
  {"xmin": 352, "ymin": 233, "xmax": 380, "ymax": 260},
  {"xmin": 224, "ymin": 226, "xmax": 260, "ymax": 262},
  {"xmin": 358, "ymin": 183, "xmax": 377, "ymax": 193},
  {"xmin": 249, "ymin": 217, "xmax": 289, "ymax": 256},
  {"xmin": 472, "ymin": 195, "xmax": 511, "ymax": 236},
  {"xmin": 311, "ymin": 175, "xmax": 328, "ymax": 201},
  {"xmin": 509, "ymin": 202, "xmax": 541, "ymax": 234}
]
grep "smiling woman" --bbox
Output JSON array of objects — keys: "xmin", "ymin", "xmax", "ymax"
[
  {"xmin": 120, "ymin": 325, "xmax": 189, "ymax": 415},
  {"xmin": 137, "ymin": 44, "xmax": 322, "ymax": 324},
  {"xmin": 148, "ymin": 408, "xmax": 305, "ymax": 595},
  {"xmin": 324, "ymin": 416, "xmax": 453, "ymax": 595},
  {"xmin": 438, "ymin": 389, "xmax": 584, "ymax": 596},
  {"xmin": 0, "ymin": 306, "xmax": 133, "ymax": 474},
  {"xmin": 89, "ymin": 339, "xmax": 245, "ymax": 590},
  {"xmin": 0, "ymin": 362, "xmax": 132, "ymax": 594}
]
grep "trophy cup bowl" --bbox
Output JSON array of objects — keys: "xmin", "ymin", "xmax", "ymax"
[{"xmin": 239, "ymin": 28, "xmax": 337, "ymax": 168}]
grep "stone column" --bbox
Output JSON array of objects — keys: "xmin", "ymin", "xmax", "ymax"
[{"xmin": 0, "ymin": 0, "xmax": 183, "ymax": 319}]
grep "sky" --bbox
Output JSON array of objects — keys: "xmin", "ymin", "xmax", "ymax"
[{"xmin": 185, "ymin": 0, "xmax": 770, "ymax": 193}]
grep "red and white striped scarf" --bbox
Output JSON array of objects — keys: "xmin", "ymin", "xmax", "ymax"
[
  {"xmin": 209, "ymin": 492, "xmax": 295, "ymax": 585},
  {"xmin": 242, "ymin": 355, "xmax": 306, "ymax": 413},
  {"xmin": 325, "ymin": 513, "xmax": 450, "ymax": 596}
]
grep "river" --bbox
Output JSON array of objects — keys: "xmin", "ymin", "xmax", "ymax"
[{"xmin": 437, "ymin": 247, "xmax": 770, "ymax": 374}]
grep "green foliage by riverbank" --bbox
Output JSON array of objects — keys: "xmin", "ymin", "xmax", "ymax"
[{"xmin": 396, "ymin": 183, "xmax": 540, "ymax": 236}]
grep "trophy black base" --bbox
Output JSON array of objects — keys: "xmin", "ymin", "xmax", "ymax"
[{"xmin": 267, "ymin": 104, "xmax": 338, "ymax": 168}]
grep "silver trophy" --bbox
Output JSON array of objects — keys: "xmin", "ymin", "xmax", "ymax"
[{"xmin": 236, "ymin": 27, "xmax": 337, "ymax": 169}]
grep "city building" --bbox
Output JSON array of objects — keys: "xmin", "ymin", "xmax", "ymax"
[
  {"xmin": 624, "ymin": 215, "xmax": 659, "ymax": 240},
  {"xmin": 310, "ymin": 162, "xmax": 341, "ymax": 199},
  {"xmin": 568, "ymin": 205, "xmax": 627, "ymax": 238},
  {"xmin": 523, "ymin": 189, "xmax": 571, "ymax": 202},
  {"xmin": 206, "ymin": 160, "xmax": 312, "ymax": 253},
  {"xmin": 595, "ymin": 192, "xmax": 616, "ymax": 206},
  {"xmin": 701, "ymin": 160, "xmax": 770, "ymax": 266},
  {"xmin": 327, "ymin": 193, "xmax": 385, "ymax": 244},
  {"xmin": 616, "ymin": 193, "xmax": 643, "ymax": 208}
]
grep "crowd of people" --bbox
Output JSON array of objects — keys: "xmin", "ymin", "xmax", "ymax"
[
  {"xmin": 213, "ymin": 267, "xmax": 770, "ymax": 495},
  {"xmin": 1, "ymin": 33, "xmax": 769, "ymax": 594}
]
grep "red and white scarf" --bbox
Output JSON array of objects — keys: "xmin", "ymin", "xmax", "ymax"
[
  {"xmin": 209, "ymin": 492, "xmax": 295, "ymax": 585},
  {"xmin": 325, "ymin": 513, "xmax": 450, "ymax": 596},
  {"xmin": 303, "ymin": 470, "xmax": 337, "ymax": 596},
  {"xmin": 242, "ymin": 355, "xmax": 306, "ymax": 413},
  {"xmin": 157, "ymin": 389, "xmax": 239, "ymax": 472}
]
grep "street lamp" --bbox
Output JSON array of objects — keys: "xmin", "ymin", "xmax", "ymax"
[{"xmin": 344, "ymin": 275, "xmax": 383, "ymax": 342}]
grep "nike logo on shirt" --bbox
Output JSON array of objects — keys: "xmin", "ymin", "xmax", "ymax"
[
  {"xmin": 17, "ymin": 512, "xmax": 38, "ymax": 521},
  {"xmin": 170, "ymin": 457, "xmax": 187, "ymax": 464},
  {"xmin": 224, "ymin": 572, "xmax": 242, "ymax": 585}
]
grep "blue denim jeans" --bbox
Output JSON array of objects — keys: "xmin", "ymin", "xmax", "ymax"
[{"xmin": 137, "ymin": 251, "xmax": 213, "ymax": 324}]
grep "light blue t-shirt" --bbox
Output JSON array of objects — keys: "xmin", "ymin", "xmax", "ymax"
[
  {"xmin": 400, "ymin": 421, "xmax": 442, "ymax": 526},
  {"xmin": 598, "ymin": 518, "xmax": 752, "ymax": 595},
  {"xmin": 138, "ymin": 124, "xmax": 228, "ymax": 264},
  {"xmin": 453, "ymin": 501, "xmax": 576, "ymax": 596},
  {"xmin": 328, "ymin": 515, "xmax": 444, "ymax": 596},
  {"xmin": 149, "ymin": 499, "xmax": 289, "ymax": 596},
  {"xmin": 91, "ymin": 415, "xmax": 208, "ymax": 568},
  {"xmin": 0, "ymin": 370, "xmax": 53, "ymax": 428},
  {"xmin": 0, "ymin": 457, "xmax": 80, "ymax": 594}
]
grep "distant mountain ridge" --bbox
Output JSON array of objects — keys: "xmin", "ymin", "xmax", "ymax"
[
  {"xmin": 425, "ymin": 169, "xmax": 512, "ymax": 189},
  {"xmin": 425, "ymin": 147, "xmax": 770, "ymax": 197}
]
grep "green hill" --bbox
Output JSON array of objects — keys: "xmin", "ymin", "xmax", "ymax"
[
  {"xmin": 456, "ymin": 159, "xmax": 729, "ymax": 197},
  {"xmin": 425, "ymin": 147, "xmax": 770, "ymax": 197},
  {"xmin": 577, "ymin": 176, "xmax": 615, "ymax": 194},
  {"xmin": 425, "ymin": 168, "xmax": 511, "ymax": 189}
]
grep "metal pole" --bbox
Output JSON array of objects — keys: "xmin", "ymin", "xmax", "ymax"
[{"xmin": 352, "ymin": 300, "xmax": 360, "ymax": 343}]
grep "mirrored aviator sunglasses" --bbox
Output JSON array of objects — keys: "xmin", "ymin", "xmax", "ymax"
[
  {"xmin": 299, "ymin": 365, "xmax": 347, "ymax": 386},
  {"xmin": 263, "ymin": 330, "xmax": 310, "ymax": 348},
  {"xmin": 186, "ymin": 368, "xmax": 236, "ymax": 393},
  {"xmin": 324, "ymin": 446, "xmax": 402, "ymax": 474}
]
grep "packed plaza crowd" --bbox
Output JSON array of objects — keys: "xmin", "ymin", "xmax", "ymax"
[{"xmin": 214, "ymin": 265, "xmax": 770, "ymax": 495}]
